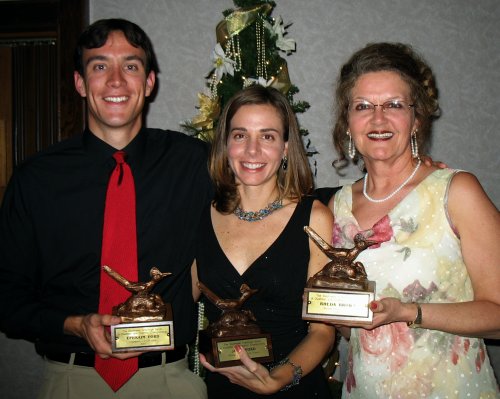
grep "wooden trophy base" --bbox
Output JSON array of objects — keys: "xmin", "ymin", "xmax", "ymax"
[
  {"xmin": 302, "ymin": 281, "xmax": 376, "ymax": 326},
  {"xmin": 199, "ymin": 330, "xmax": 273, "ymax": 368}
]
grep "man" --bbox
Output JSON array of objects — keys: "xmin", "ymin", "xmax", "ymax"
[{"xmin": 0, "ymin": 19, "xmax": 211, "ymax": 398}]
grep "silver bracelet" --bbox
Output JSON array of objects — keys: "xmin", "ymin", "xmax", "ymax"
[{"xmin": 270, "ymin": 357, "xmax": 303, "ymax": 391}]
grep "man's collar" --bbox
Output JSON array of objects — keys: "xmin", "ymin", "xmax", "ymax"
[{"xmin": 83, "ymin": 127, "xmax": 147, "ymax": 166}]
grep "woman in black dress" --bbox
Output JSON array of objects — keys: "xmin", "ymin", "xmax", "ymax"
[{"xmin": 192, "ymin": 85, "xmax": 335, "ymax": 398}]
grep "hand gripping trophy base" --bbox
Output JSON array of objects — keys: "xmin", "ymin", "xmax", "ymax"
[
  {"xmin": 302, "ymin": 227, "xmax": 377, "ymax": 325},
  {"xmin": 198, "ymin": 282, "xmax": 273, "ymax": 367},
  {"xmin": 103, "ymin": 266, "xmax": 175, "ymax": 352}
]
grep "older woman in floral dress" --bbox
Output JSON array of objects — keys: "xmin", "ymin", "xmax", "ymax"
[{"xmin": 329, "ymin": 42, "xmax": 500, "ymax": 398}]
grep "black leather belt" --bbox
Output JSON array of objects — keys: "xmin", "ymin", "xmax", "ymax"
[{"xmin": 45, "ymin": 346, "xmax": 187, "ymax": 368}]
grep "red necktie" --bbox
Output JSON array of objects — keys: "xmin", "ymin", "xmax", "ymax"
[{"xmin": 96, "ymin": 151, "xmax": 139, "ymax": 391}]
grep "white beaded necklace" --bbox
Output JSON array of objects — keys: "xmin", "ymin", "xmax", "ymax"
[{"xmin": 363, "ymin": 159, "xmax": 421, "ymax": 203}]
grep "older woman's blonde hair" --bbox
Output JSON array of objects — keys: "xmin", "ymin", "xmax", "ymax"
[{"xmin": 210, "ymin": 85, "xmax": 314, "ymax": 213}]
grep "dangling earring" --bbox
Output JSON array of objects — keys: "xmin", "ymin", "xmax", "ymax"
[
  {"xmin": 347, "ymin": 130, "xmax": 356, "ymax": 159},
  {"xmin": 411, "ymin": 129, "xmax": 419, "ymax": 159},
  {"xmin": 281, "ymin": 155, "xmax": 288, "ymax": 171}
]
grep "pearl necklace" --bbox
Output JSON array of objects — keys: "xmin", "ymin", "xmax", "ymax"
[
  {"xmin": 234, "ymin": 198, "xmax": 283, "ymax": 222},
  {"xmin": 363, "ymin": 159, "xmax": 421, "ymax": 203}
]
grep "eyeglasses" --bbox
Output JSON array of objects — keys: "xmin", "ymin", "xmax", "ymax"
[{"xmin": 349, "ymin": 100, "xmax": 414, "ymax": 116}]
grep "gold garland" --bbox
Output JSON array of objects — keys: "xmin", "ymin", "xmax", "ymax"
[{"xmin": 216, "ymin": 4, "xmax": 273, "ymax": 44}]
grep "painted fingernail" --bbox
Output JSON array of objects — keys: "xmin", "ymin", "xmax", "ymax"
[{"xmin": 370, "ymin": 302, "xmax": 378, "ymax": 311}]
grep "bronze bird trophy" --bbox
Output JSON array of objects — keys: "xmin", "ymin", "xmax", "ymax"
[
  {"xmin": 302, "ymin": 226, "xmax": 377, "ymax": 325},
  {"xmin": 198, "ymin": 282, "xmax": 273, "ymax": 367},
  {"xmin": 103, "ymin": 265, "xmax": 175, "ymax": 352}
]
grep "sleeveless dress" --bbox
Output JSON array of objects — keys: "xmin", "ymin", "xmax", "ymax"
[
  {"xmin": 196, "ymin": 196, "xmax": 332, "ymax": 398},
  {"xmin": 333, "ymin": 169, "xmax": 499, "ymax": 399}
]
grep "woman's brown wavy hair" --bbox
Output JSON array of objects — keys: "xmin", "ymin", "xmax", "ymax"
[{"xmin": 210, "ymin": 85, "xmax": 314, "ymax": 213}]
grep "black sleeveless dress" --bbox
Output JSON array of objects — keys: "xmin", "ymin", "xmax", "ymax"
[{"xmin": 196, "ymin": 196, "xmax": 333, "ymax": 398}]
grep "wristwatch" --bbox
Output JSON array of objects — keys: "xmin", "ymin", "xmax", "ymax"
[{"xmin": 407, "ymin": 302, "xmax": 422, "ymax": 329}]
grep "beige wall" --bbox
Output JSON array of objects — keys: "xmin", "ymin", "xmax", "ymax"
[{"xmin": 92, "ymin": 0, "xmax": 500, "ymax": 206}]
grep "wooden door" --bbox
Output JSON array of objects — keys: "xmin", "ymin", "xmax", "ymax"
[
  {"xmin": 0, "ymin": 47, "xmax": 12, "ymax": 198},
  {"xmin": 0, "ymin": 0, "xmax": 88, "ymax": 201}
]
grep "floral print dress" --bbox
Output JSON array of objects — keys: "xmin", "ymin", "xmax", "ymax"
[{"xmin": 333, "ymin": 169, "xmax": 499, "ymax": 399}]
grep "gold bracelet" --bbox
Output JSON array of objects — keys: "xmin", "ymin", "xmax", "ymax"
[{"xmin": 407, "ymin": 302, "xmax": 422, "ymax": 329}]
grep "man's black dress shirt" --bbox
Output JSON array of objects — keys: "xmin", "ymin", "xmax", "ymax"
[{"xmin": 0, "ymin": 128, "xmax": 213, "ymax": 355}]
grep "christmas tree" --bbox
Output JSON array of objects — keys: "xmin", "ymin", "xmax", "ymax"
[{"xmin": 182, "ymin": 0, "xmax": 317, "ymax": 158}]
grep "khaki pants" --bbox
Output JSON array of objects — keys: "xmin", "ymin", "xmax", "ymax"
[{"xmin": 38, "ymin": 353, "xmax": 207, "ymax": 399}]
